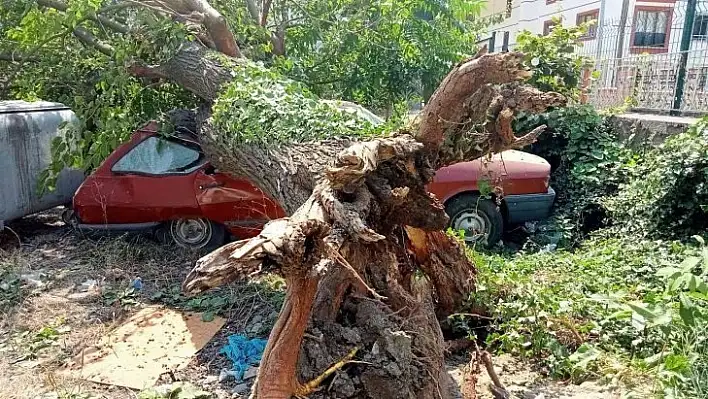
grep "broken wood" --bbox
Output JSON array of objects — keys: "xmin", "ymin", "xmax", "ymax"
[{"xmin": 180, "ymin": 46, "xmax": 565, "ymax": 398}]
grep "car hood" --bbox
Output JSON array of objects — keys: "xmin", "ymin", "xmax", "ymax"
[
  {"xmin": 497, "ymin": 150, "xmax": 551, "ymax": 179},
  {"xmin": 434, "ymin": 150, "xmax": 550, "ymax": 181}
]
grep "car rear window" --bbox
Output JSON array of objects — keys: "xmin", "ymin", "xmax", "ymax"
[{"xmin": 112, "ymin": 136, "xmax": 203, "ymax": 175}]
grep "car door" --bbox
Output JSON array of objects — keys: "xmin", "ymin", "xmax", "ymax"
[
  {"xmin": 101, "ymin": 135, "xmax": 203, "ymax": 223},
  {"xmin": 194, "ymin": 168, "xmax": 285, "ymax": 239}
]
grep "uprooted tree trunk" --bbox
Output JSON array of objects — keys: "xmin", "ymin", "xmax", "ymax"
[
  {"xmin": 120, "ymin": 12, "xmax": 567, "ymax": 396},
  {"xmin": 0, "ymin": 2, "xmax": 563, "ymax": 395},
  {"xmin": 165, "ymin": 44, "xmax": 565, "ymax": 399}
]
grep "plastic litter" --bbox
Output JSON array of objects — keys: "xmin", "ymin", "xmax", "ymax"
[
  {"xmin": 131, "ymin": 277, "xmax": 143, "ymax": 290},
  {"xmin": 220, "ymin": 334, "xmax": 267, "ymax": 381},
  {"xmin": 78, "ymin": 279, "xmax": 99, "ymax": 292}
]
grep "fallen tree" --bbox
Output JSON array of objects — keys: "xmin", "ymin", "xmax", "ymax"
[
  {"xmin": 3, "ymin": 1, "xmax": 565, "ymax": 396},
  {"xmin": 169, "ymin": 43, "xmax": 564, "ymax": 399}
]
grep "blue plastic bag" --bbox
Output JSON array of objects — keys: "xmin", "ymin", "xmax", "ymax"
[{"xmin": 220, "ymin": 334, "xmax": 268, "ymax": 381}]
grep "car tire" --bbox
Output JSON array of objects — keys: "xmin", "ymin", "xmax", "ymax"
[
  {"xmin": 168, "ymin": 218, "xmax": 226, "ymax": 250},
  {"xmin": 445, "ymin": 194, "xmax": 504, "ymax": 247}
]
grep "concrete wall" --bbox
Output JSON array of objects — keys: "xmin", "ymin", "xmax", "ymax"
[
  {"xmin": 481, "ymin": 0, "xmax": 509, "ymax": 17},
  {"xmin": 609, "ymin": 112, "xmax": 699, "ymax": 147}
]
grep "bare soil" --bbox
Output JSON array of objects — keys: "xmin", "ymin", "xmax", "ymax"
[
  {"xmin": 0, "ymin": 210, "xmax": 631, "ymax": 399},
  {"xmin": 447, "ymin": 353, "xmax": 636, "ymax": 399}
]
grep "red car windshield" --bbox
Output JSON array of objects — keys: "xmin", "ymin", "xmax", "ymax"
[{"xmin": 112, "ymin": 135, "xmax": 205, "ymax": 175}]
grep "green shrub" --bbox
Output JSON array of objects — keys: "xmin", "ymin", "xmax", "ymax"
[
  {"xmin": 515, "ymin": 105, "xmax": 627, "ymax": 246},
  {"xmin": 605, "ymin": 117, "xmax": 708, "ymax": 240},
  {"xmin": 515, "ymin": 17, "xmax": 594, "ymax": 100},
  {"xmin": 465, "ymin": 236, "xmax": 708, "ymax": 395},
  {"xmin": 210, "ymin": 58, "xmax": 380, "ymax": 147}
]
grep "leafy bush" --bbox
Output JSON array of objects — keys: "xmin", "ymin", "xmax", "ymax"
[
  {"xmin": 605, "ymin": 117, "xmax": 708, "ymax": 240},
  {"xmin": 516, "ymin": 105, "xmax": 627, "ymax": 246},
  {"xmin": 210, "ymin": 58, "xmax": 382, "ymax": 147},
  {"xmin": 466, "ymin": 235, "xmax": 708, "ymax": 396},
  {"xmin": 515, "ymin": 17, "xmax": 594, "ymax": 100}
]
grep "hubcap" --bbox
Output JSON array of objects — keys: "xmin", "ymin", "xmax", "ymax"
[
  {"xmin": 451, "ymin": 211, "xmax": 489, "ymax": 243},
  {"xmin": 171, "ymin": 218, "xmax": 212, "ymax": 248}
]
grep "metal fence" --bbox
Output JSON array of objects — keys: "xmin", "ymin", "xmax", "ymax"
[{"xmin": 577, "ymin": 0, "xmax": 708, "ymax": 115}]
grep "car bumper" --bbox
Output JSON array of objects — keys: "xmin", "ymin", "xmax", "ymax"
[{"xmin": 504, "ymin": 187, "xmax": 556, "ymax": 224}]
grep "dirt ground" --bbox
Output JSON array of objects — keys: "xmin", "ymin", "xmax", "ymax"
[{"xmin": 0, "ymin": 210, "xmax": 636, "ymax": 399}]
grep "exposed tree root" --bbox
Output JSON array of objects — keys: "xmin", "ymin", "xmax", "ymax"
[
  {"xmin": 183, "ymin": 50, "xmax": 564, "ymax": 399},
  {"xmin": 294, "ymin": 347, "xmax": 359, "ymax": 398}
]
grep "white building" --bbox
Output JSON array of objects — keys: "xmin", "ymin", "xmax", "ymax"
[{"xmin": 481, "ymin": 0, "xmax": 708, "ymax": 113}]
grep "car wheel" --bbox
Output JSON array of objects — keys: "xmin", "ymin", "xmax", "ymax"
[
  {"xmin": 445, "ymin": 194, "xmax": 503, "ymax": 247},
  {"xmin": 168, "ymin": 218, "xmax": 225, "ymax": 250}
]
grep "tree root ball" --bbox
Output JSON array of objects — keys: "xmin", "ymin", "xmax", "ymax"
[{"xmin": 299, "ymin": 296, "xmax": 458, "ymax": 399}]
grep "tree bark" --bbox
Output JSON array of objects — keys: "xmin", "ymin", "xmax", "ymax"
[
  {"xmin": 128, "ymin": 43, "xmax": 234, "ymax": 102},
  {"xmin": 178, "ymin": 46, "xmax": 565, "ymax": 399},
  {"xmin": 182, "ymin": 0, "xmax": 242, "ymax": 57},
  {"xmin": 260, "ymin": 0, "xmax": 273, "ymax": 26}
]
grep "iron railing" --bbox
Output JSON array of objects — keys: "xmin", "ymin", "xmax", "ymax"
[{"xmin": 576, "ymin": 0, "xmax": 708, "ymax": 115}]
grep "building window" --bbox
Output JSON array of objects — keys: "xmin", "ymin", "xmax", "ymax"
[
  {"xmin": 577, "ymin": 9, "xmax": 599, "ymax": 40},
  {"xmin": 694, "ymin": 15, "xmax": 708, "ymax": 39},
  {"xmin": 544, "ymin": 20, "xmax": 557, "ymax": 36},
  {"xmin": 633, "ymin": 9, "xmax": 670, "ymax": 48}
]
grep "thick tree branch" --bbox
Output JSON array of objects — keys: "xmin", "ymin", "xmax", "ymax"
[
  {"xmin": 260, "ymin": 0, "xmax": 272, "ymax": 26},
  {"xmin": 128, "ymin": 43, "xmax": 233, "ymax": 100},
  {"xmin": 270, "ymin": 28, "xmax": 285, "ymax": 56},
  {"xmin": 435, "ymin": 84, "xmax": 566, "ymax": 167},
  {"xmin": 72, "ymin": 27, "xmax": 115, "ymax": 56},
  {"xmin": 244, "ymin": 0, "xmax": 260, "ymax": 22},
  {"xmin": 0, "ymin": 52, "xmax": 39, "ymax": 62},
  {"xmin": 417, "ymin": 50, "xmax": 532, "ymax": 156},
  {"xmin": 36, "ymin": 0, "xmax": 130, "ymax": 34},
  {"xmin": 182, "ymin": 0, "xmax": 242, "ymax": 57}
]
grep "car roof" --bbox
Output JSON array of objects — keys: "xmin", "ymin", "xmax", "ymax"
[{"xmin": 0, "ymin": 100, "xmax": 70, "ymax": 114}]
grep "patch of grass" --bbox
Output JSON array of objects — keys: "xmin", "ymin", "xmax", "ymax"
[
  {"xmin": 3, "ymin": 320, "xmax": 70, "ymax": 362},
  {"xmin": 138, "ymin": 382, "xmax": 211, "ymax": 399},
  {"xmin": 102, "ymin": 286, "xmax": 141, "ymax": 310},
  {"xmin": 463, "ymin": 235, "xmax": 708, "ymax": 397},
  {"xmin": 43, "ymin": 374, "xmax": 94, "ymax": 399},
  {"xmin": 0, "ymin": 268, "xmax": 23, "ymax": 313},
  {"xmin": 0, "ymin": 250, "xmax": 29, "ymax": 316},
  {"xmin": 150, "ymin": 274, "xmax": 285, "ymax": 324}
]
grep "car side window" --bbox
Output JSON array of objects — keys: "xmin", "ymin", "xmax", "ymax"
[{"xmin": 112, "ymin": 136, "xmax": 203, "ymax": 175}]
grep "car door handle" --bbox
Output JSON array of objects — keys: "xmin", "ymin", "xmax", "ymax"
[{"xmin": 199, "ymin": 182, "xmax": 225, "ymax": 190}]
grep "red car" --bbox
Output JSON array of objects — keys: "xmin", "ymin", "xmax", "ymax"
[{"xmin": 69, "ymin": 107, "xmax": 554, "ymax": 248}]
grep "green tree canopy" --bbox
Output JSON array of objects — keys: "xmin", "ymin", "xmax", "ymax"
[{"xmin": 1, "ymin": 0, "xmax": 485, "ymax": 183}]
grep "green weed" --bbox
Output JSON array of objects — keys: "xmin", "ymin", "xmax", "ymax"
[
  {"xmin": 467, "ymin": 235, "xmax": 708, "ymax": 397},
  {"xmin": 150, "ymin": 275, "xmax": 285, "ymax": 323}
]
